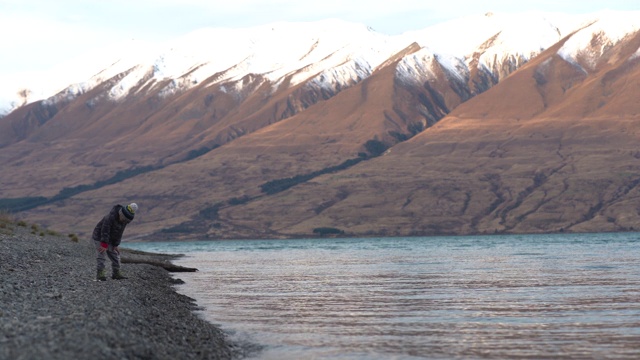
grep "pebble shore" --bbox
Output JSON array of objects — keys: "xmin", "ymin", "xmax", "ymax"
[{"xmin": 0, "ymin": 222, "xmax": 245, "ymax": 360}]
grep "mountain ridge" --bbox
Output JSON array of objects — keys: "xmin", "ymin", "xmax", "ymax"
[
  {"xmin": 2, "ymin": 12, "xmax": 606, "ymax": 115},
  {"xmin": 1, "ymin": 11, "xmax": 639, "ymax": 240}
]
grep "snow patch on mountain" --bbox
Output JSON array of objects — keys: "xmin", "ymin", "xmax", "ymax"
[
  {"xmin": 308, "ymin": 58, "xmax": 373, "ymax": 92},
  {"xmin": 395, "ymin": 49, "xmax": 438, "ymax": 85},
  {"xmin": 2, "ymin": 11, "xmax": 639, "ymax": 115},
  {"xmin": 436, "ymin": 54, "xmax": 469, "ymax": 83},
  {"xmin": 472, "ymin": 14, "xmax": 566, "ymax": 74},
  {"xmin": 557, "ymin": 11, "xmax": 640, "ymax": 71},
  {"xmin": 395, "ymin": 12, "xmax": 566, "ymax": 88},
  {"xmin": 404, "ymin": 12, "xmax": 571, "ymax": 61},
  {"xmin": 95, "ymin": 19, "xmax": 410, "ymax": 102}
]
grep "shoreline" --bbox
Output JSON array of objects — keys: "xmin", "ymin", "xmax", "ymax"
[{"xmin": 0, "ymin": 223, "xmax": 247, "ymax": 359}]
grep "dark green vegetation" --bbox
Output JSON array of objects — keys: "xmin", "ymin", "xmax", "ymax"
[{"xmin": 0, "ymin": 166, "xmax": 157, "ymax": 213}]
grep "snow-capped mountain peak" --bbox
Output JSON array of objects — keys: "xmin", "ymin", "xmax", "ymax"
[
  {"xmin": 558, "ymin": 11, "xmax": 640, "ymax": 72},
  {"xmin": 65, "ymin": 19, "xmax": 410, "ymax": 103},
  {"xmin": 2, "ymin": 11, "xmax": 639, "ymax": 116}
]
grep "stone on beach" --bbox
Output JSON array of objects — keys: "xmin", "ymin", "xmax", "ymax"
[{"xmin": 0, "ymin": 224, "xmax": 242, "ymax": 360}]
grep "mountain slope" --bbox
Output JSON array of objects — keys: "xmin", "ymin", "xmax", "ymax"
[
  {"xmin": 217, "ymin": 17, "xmax": 640, "ymax": 238},
  {"xmin": 1, "ymin": 11, "xmax": 639, "ymax": 239}
]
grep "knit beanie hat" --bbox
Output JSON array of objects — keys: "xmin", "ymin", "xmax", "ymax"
[{"xmin": 122, "ymin": 202, "xmax": 138, "ymax": 220}]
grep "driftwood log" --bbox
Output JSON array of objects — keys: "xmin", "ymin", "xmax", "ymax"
[{"xmin": 120, "ymin": 248, "xmax": 198, "ymax": 272}]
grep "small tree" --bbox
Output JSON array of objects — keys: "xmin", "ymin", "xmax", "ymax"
[{"xmin": 364, "ymin": 139, "xmax": 388, "ymax": 157}]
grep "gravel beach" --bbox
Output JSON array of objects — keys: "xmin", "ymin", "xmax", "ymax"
[{"xmin": 0, "ymin": 221, "xmax": 245, "ymax": 360}]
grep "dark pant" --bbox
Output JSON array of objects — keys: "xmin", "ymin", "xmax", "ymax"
[{"xmin": 93, "ymin": 240, "xmax": 120, "ymax": 273}]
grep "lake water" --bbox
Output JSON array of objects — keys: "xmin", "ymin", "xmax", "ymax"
[{"xmin": 125, "ymin": 233, "xmax": 640, "ymax": 359}]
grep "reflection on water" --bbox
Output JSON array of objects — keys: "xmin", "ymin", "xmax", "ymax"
[{"xmin": 127, "ymin": 233, "xmax": 640, "ymax": 359}]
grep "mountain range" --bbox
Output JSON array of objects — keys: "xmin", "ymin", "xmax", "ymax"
[{"xmin": 1, "ymin": 11, "xmax": 639, "ymax": 240}]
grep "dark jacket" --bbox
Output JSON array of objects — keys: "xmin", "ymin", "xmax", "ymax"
[{"xmin": 91, "ymin": 205, "xmax": 129, "ymax": 246}]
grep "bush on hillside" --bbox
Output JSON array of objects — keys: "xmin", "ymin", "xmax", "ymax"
[
  {"xmin": 312, "ymin": 227, "xmax": 345, "ymax": 236},
  {"xmin": 364, "ymin": 139, "xmax": 388, "ymax": 157}
]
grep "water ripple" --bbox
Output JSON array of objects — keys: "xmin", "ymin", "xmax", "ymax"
[{"xmin": 128, "ymin": 233, "xmax": 640, "ymax": 359}]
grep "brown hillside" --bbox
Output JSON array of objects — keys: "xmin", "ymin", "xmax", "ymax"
[
  {"xmin": 2, "ymin": 25, "xmax": 640, "ymax": 240},
  {"xmin": 215, "ymin": 31, "xmax": 640, "ymax": 238},
  {"xmin": 16, "ymin": 48, "xmax": 440, "ymax": 239}
]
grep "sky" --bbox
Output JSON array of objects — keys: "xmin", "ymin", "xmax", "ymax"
[{"xmin": 0, "ymin": 0, "xmax": 638, "ymax": 111}]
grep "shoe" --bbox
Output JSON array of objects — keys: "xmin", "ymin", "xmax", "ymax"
[
  {"xmin": 97, "ymin": 270, "xmax": 107, "ymax": 281},
  {"xmin": 112, "ymin": 271, "xmax": 128, "ymax": 280}
]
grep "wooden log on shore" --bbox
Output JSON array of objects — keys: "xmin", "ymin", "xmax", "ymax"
[{"xmin": 120, "ymin": 248, "xmax": 198, "ymax": 272}]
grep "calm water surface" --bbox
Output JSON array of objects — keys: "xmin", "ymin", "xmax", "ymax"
[{"xmin": 126, "ymin": 233, "xmax": 640, "ymax": 359}]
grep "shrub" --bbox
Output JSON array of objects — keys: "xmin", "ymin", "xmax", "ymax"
[
  {"xmin": 68, "ymin": 233, "xmax": 79, "ymax": 242},
  {"xmin": 0, "ymin": 222, "xmax": 14, "ymax": 232},
  {"xmin": 199, "ymin": 203, "xmax": 223, "ymax": 219},
  {"xmin": 0, "ymin": 210, "xmax": 13, "ymax": 224},
  {"xmin": 260, "ymin": 157, "xmax": 364, "ymax": 195},
  {"xmin": 160, "ymin": 225, "xmax": 191, "ymax": 233},
  {"xmin": 364, "ymin": 139, "xmax": 388, "ymax": 157},
  {"xmin": 53, "ymin": 166, "xmax": 157, "ymax": 202},
  {"xmin": 46, "ymin": 229, "xmax": 60, "ymax": 236},
  {"xmin": 0, "ymin": 197, "xmax": 48, "ymax": 213},
  {"xmin": 228, "ymin": 196, "xmax": 251, "ymax": 205},
  {"xmin": 408, "ymin": 121, "xmax": 425, "ymax": 136},
  {"xmin": 185, "ymin": 145, "xmax": 218, "ymax": 161},
  {"xmin": 312, "ymin": 227, "xmax": 345, "ymax": 236},
  {"xmin": 389, "ymin": 131, "xmax": 409, "ymax": 142}
]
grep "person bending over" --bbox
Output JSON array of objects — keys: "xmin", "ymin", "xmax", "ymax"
[{"xmin": 92, "ymin": 202, "xmax": 138, "ymax": 281}]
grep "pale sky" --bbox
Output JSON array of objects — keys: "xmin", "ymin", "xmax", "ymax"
[{"xmin": 0, "ymin": 0, "xmax": 638, "ymax": 110}]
